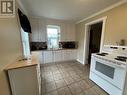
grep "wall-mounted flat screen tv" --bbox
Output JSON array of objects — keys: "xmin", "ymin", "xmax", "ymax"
[{"xmin": 18, "ymin": 9, "xmax": 31, "ymax": 33}]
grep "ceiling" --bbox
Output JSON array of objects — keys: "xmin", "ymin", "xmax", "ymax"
[{"xmin": 19, "ymin": 0, "xmax": 122, "ymax": 22}]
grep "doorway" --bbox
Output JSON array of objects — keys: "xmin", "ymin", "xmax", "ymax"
[
  {"xmin": 88, "ymin": 22, "xmax": 103, "ymax": 63},
  {"xmin": 83, "ymin": 17, "xmax": 107, "ymax": 64}
]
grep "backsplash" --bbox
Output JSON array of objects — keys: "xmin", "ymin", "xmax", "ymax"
[
  {"xmin": 30, "ymin": 42, "xmax": 47, "ymax": 51},
  {"xmin": 30, "ymin": 41, "xmax": 78, "ymax": 51},
  {"xmin": 59, "ymin": 41, "xmax": 78, "ymax": 49}
]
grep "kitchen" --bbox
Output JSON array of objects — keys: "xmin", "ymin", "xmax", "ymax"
[
  {"xmin": 29, "ymin": 17, "xmax": 77, "ymax": 64},
  {"xmin": 1, "ymin": 0, "xmax": 127, "ymax": 95}
]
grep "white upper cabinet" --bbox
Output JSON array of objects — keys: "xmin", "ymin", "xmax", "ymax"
[
  {"xmin": 66, "ymin": 23, "xmax": 75, "ymax": 41},
  {"xmin": 30, "ymin": 19, "xmax": 39, "ymax": 42},
  {"xmin": 60, "ymin": 23, "xmax": 75, "ymax": 41},
  {"xmin": 30, "ymin": 18, "xmax": 47, "ymax": 42},
  {"xmin": 30, "ymin": 18, "xmax": 76, "ymax": 42},
  {"xmin": 60, "ymin": 23, "xmax": 66, "ymax": 41},
  {"xmin": 38, "ymin": 19, "xmax": 47, "ymax": 42}
]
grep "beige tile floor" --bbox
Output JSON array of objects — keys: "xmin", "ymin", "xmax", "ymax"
[{"xmin": 41, "ymin": 61, "xmax": 109, "ymax": 95}]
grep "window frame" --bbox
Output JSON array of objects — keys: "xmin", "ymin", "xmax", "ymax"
[{"xmin": 47, "ymin": 25, "xmax": 61, "ymax": 49}]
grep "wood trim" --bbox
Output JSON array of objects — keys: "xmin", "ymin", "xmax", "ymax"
[
  {"xmin": 83, "ymin": 17, "xmax": 107, "ymax": 64},
  {"xmin": 76, "ymin": 59, "xmax": 84, "ymax": 64}
]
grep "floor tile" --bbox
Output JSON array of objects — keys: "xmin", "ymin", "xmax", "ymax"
[
  {"xmin": 45, "ymin": 90, "xmax": 58, "ymax": 95},
  {"xmin": 92, "ymin": 85, "xmax": 108, "ymax": 95},
  {"xmin": 44, "ymin": 77, "xmax": 54, "ymax": 83},
  {"xmin": 53, "ymin": 73, "xmax": 63, "ymax": 81},
  {"xmin": 68, "ymin": 82, "xmax": 83, "ymax": 95},
  {"xmin": 78, "ymin": 73, "xmax": 88, "ymax": 79},
  {"xmin": 41, "ymin": 61, "xmax": 109, "ymax": 95},
  {"xmin": 45, "ymin": 82, "xmax": 56, "ymax": 92},
  {"xmin": 71, "ymin": 74, "xmax": 81, "ymax": 82},
  {"xmin": 61, "ymin": 72, "xmax": 70, "ymax": 78},
  {"xmin": 79, "ymin": 91, "xmax": 86, "ymax": 95},
  {"xmin": 64, "ymin": 77, "xmax": 75, "ymax": 85},
  {"xmin": 44, "ymin": 74, "xmax": 54, "ymax": 83},
  {"xmin": 84, "ymin": 78, "xmax": 95, "ymax": 87},
  {"xmin": 52, "ymin": 70, "xmax": 60, "ymax": 75},
  {"xmin": 57, "ymin": 87, "xmax": 72, "ymax": 95},
  {"xmin": 55, "ymin": 79, "xmax": 67, "ymax": 89},
  {"xmin": 84, "ymin": 88, "xmax": 99, "ymax": 95},
  {"xmin": 41, "ymin": 84, "xmax": 46, "ymax": 94},
  {"xmin": 77, "ymin": 80, "xmax": 90, "ymax": 91}
]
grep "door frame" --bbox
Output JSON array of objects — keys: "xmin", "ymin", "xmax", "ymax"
[{"xmin": 83, "ymin": 16, "xmax": 107, "ymax": 64}]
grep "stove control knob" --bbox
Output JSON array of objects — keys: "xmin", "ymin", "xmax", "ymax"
[
  {"xmin": 117, "ymin": 63, "xmax": 126, "ymax": 68},
  {"xmin": 117, "ymin": 63, "xmax": 121, "ymax": 65}
]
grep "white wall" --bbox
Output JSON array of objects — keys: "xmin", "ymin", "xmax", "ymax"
[
  {"xmin": 0, "ymin": 1, "xmax": 29, "ymax": 94},
  {"xmin": 76, "ymin": 3, "xmax": 127, "ymax": 64},
  {"xmin": 0, "ymin": 17, "xmax": 22, "ymax": 95}
]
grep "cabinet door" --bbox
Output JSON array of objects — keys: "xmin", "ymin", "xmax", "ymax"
[
  {"xmin": 60, "ymin": 24, "xmax": 66, "ymax": 41},
  {"xmin": 66, "ymin": 24, "xmax": 76, "ymax": 41},
  {"xmin": 63, "ymin": 50, "xmax": 70, "ymax": 61},
  {"xmin": 63, "ymin": 50, "xmax": 77, "ymax": 61},
  {"xmin": 43, "ymin": 51, "xmax": 53, "ymax": 63},
  {"xmin": 39, "ymin": 51, "xmax": 44, "ymax": 64},
  {"xmin": 38, "ymin": 20, "xmax": 47, "ymax": 42},
  {"xmin": 70, "ymin": 50, "xmax": 77, "ymax": 60},
  {"xmin": 54, "ymin": 51, "xmax": 62, "ymax": 62},
  {"xmin": 8, "ymin": 66, "xmax": 40, "ymax": 95},
  {"xmin": 30, "ymin": 19, "xmax": 39, "ymax": 42},
  {"xmin": 30, "ymin": 18, "xmax": 47, "ymax": 42}
]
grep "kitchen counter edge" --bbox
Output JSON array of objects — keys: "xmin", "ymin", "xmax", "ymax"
[{"xmin": 4, "ymin": 51, "xmax": 40, "ymax": 71}]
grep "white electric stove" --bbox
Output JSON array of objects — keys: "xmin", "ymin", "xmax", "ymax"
[{"xmin": 89, "ymin": 45, "xmax": 127, "ymax": 95}]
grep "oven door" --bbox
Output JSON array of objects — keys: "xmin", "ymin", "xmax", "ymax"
[{"xmin": 90, "ymin": 55, "xmax": 126, "ymax": 90}]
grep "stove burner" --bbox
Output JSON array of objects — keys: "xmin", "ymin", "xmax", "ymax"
[
  {"xmin": 96, "ymin": 54, "xmax": 106, "ymax": 56},
  {"xmin": 114, "ymin": 56, "xmax": 127, "ymax": 62},
  {"xmin": 117, "ymin": 56, "xmax": 127, "ymax": 59},
  {"xmin": 115, "ymin": 58, "xmax": 126, "ymax": 62},
  {"xmin": 96, "ymin": 53, "xmax": 108, "ymax": 56}
]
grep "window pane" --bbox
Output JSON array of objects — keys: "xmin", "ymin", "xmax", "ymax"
[
  {"xmin": 47, "ymin": 25, "xmax": 60, "ymax": 49},
  {"xmin": 21, "ymin": 28, "xmax": 30, "ymax": 58}
]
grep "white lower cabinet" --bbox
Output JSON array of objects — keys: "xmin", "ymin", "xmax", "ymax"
[
  {"xmin": 63, "ymin": 50, "xmax": 70, "ymax": 61},
  {"xmin": 63, "ymin": 50, "xmax": 77, "ymax": 61},
  {"xmin": 64, "ymin": 50, "xmax": 76, "ymax": 61},
  {"xmin": 8, "ymin": 65, "xmax": 41, "ymax": 95},
  {"xmin": 54, "ymin": 50, "xmax": 63, "ymax": 62},
  {"xmin": 43, "ymin": 51, "xmax": 54, "ymax": 63},
  {"xmin": 41, "ymin": 49, "xmax": 77, "ymax": 64}
]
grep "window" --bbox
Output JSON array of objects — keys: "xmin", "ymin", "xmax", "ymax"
[
  {"xmin": 47, "ymin": 25, "xmax": 60, "ymax": 49},
  {"xmin": 21, "ymin": 28, "xmax": 30, "ymax": 58}
]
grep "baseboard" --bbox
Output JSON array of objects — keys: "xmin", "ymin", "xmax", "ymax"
[{"xmin": 76, "ymin": 59, "xmax": 84, "ymax": 64}]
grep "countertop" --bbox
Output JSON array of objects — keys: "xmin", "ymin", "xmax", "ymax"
[{"xmin": 5, "ymin": 51, "xmax": 40, "ymax": 70}]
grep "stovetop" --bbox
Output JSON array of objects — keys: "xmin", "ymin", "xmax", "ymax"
[
  {"xmin": 115, "ymin": 56, "xmax": 127, "ymax": 62},
  {"xmin": 94, "ymin": 52, "xmax": 127, "ymax": 63},
  {"xmin": 96, "ymin": 52, "xmax": 109, "ymax": 56}
]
